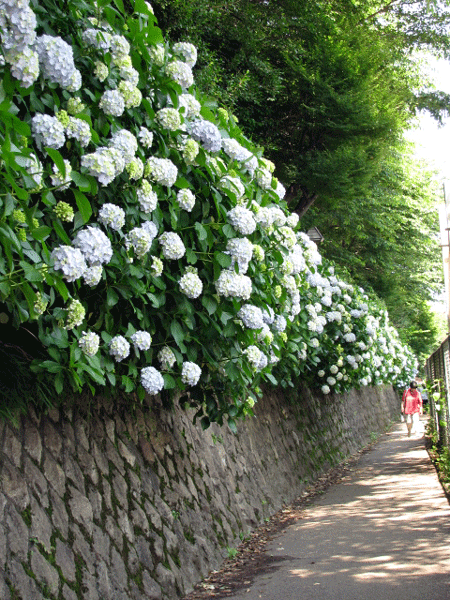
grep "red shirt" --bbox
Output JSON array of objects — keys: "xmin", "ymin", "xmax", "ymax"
[{"xmin": 402, "ymin": 389, "xmax": 423, "ymax": 414}]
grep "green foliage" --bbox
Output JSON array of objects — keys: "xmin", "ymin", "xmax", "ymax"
[
  {"xmin": 151, "ymin": 0, "xmax": 450, "ymax": 214},
  {"xmin": 0, "ymin": 0, "xmax": 418, "ymax": 424}
]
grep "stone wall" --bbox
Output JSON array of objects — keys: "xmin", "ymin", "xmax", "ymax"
[{"xmin": 0, "ymin": 384, "xmax": 400, "ymax": 600}]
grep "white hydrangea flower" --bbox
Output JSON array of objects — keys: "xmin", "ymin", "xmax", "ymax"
[
  {"xmin": 141, "ymin": 366, "xmax": 165, "ymax": 395},
  {"xmin": 188, "ymin": 118, "xmax": 222, "ymax": 153},
  {"xmin": 109, "ymin": 335, "xmax": 130, "ymax": 362},
  {"xmin": 131, "ymin": 330, "xmax": 152, "ymax": 351},
  {"xmin": 22, "ymin": 153, "xmax": 43, "ymax": 189},
  {"xmin": 99, "ymin": 89, "xmax": 125, "ymax": 117},
  {"xmin": 255, "ymin": 168, "xmax": 273, "ymax": 190},
  {"xmin": 274, "ymin": 180, "xmax": 286, "ymax": 200},
  {"xmin": 286, "ymin": 213, "xmax": 299, "ymax": 229},
  {"xmin": 166, "ymin": 59, "xmax": 194, "ymax": 88},
  {"xmin": 78, "ymin": 331, "xmax": 100, "ymax": 356},
  {"xmin": 110, "ymin": 34, "xmax": 130, "ymax": 58},
  {"xmin": 148, "ymin": 43, "xmax": 165, "ymax": 66},
  {"xmin": 318, "ymin": 370, "xmax": 325, "ymax": 377},
  {"xmin": 117, "ymin": 80, "xmax": 142, "ymax": 108},
  {"xmin": 215, "ymin": 270, "xmax": 252, "ymax": 300},
  {"xmin": 321, "ymin": 385, "xmax": 331, "ymax": 394},
  {"xmin": 150, "ymin": 256, "xmax": 163, "ymax": 277},
  {"xmin": 145, "ymin": 156, "xmax": 178, "ymax": 187},
  {"xmin": 181, "ymin": 361, "xmax": 202, "ymax": 386},
  {"xmin": 5, "ymin": 47, "xmax": 39, "ymax": 87},
  {"xmin": 156, "ymin": 107, "xmax": 182, "ymax": 131},
  {"xmin": 178, "ymin": 94, "xmax": 201, "ymax": 119},
  {"xmin": 65, "ymin": 299, "xmax": 85, "ymax": 330},
  {"xmin": 226, "ymin": 237, "xmax": 253, "ymax": 273},
  {"xmin": 98, "ymin": 203, "xmax": 125, "ymax": 231},
  {"xmin": 50, "ymin": 159, "xmax": 72, "ymax": 190},
  {"xmin": 126, "ymin": 157, "xmax": 144, "ymax": 180},
  {"xmin": 109, "ymin": 129, "xmax": 137, "ymax": 164},
  {"xmin": 138, "ymin": 127, "xmax": 153, "ymax": 148},
  {"xmin": 182, "ymin": 138, "xmax": 200, "ymax": 163},
  {"xmin": 238, "ymin": 304, "xmax": 264, "ymax": 329},
  {"xmin": 31, "ymin": 114, "xmax": 65, "ymax": 149},
  {"xmin": 118, "ymin": 64, "xmax": 139, "ymax": 86},
  {"xmin": 158, "ymin": 346, "xmax": 176, "ymax": 370},
  {"xmin": 65, "ymin": 117, "xmax": 91, "ymax": 147},
  {"xmin": 82, "ymin": 27, "xmax": 112, "ymax": 50},
  {"xmin": 51, "ymin": 245, "xmax": 87, "ymax": 282},
  {"xmin": 125, "ymin": 225, "xmax": 156, "ymax": 258},
  {"xmin": 0, "ymin": 1, "xmax": 36, "ymax": 52},
  {"xmin": 243, "ymin": 345, "xmax": 262, "ymax": 369},
  {"xmin": 173, "ymin": 42, "xmax": 197, "ymax": 68},
  {"xmin": 81, "ymin": 147, "xmax": 125, "ymax": 185},
  {"xmin": 220, "ymin": 175, "xmax": 245, "ymax": 199},
  {"xmin": 94, "ymin": 61, "xmax": 109, "ymax": 81},
  {"xmin": 222, "ymin": 139, "xmax": 256, "ymax": 172},
  {"xmin": 73, "ymin": 226, "xmax": 113, "ymax": 265},
  {"xmin": 83, "ymin": 265, "xmax": 103, "ymax": 287},
  {"xmin": 176, "ymin": 189, "xmax": 195, "ymax": 212},
  {"xmin": 137, "ymin": 180, "xmax": 158, "ymax": 213},
  {"xmin": 227, "ymin": 206, "xmax": 256, "ymax": 235},
  {"xmin": 159, "ymin": 231, "xmax": 186, "ymax": 260},
  {"xmin": 179, "ymin": 271, "xmax": 203, "ymax": 298},
  {"xmin": 272, "ymin": 315, "xmax": 287, "ymax": 332},
  {"xmin": 258, "ymin": 352, "xmax": 268, "ymax": 370},
  {"xmin": 34, "ymin": 34, "xmax": 81, "ymax": 90},
  {"xmin": 253, "ymin": 205, "xmax": 273, "ymax": 229},
  {"xmin": 269, "ymin": 206, "xmax": 287, "ymax": 227},
  {"xmin": 262, "ymin": 306, "xmax": 275, "ymax": 325}
]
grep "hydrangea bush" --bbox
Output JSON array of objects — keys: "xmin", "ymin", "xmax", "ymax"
[{"xmin": 0, "ymin": 0, "xmax": 417, "ymax": 429}]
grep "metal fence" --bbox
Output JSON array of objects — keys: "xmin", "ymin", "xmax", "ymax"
[{"xmin": 424, "ymin": 337, "xmax": 450, "ymax": 451}]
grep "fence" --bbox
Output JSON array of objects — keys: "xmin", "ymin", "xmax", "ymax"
[{"xmin": 424, "ymin": 337, "xmax": 450, "ymax": 451}]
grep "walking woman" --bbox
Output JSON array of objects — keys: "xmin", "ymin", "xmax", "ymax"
[{"xmin": 401, "ymin": 381, "xmax": 423, "ymax": 437}]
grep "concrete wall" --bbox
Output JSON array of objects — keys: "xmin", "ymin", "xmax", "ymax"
[{"xmin": 0, "ymin": 384, "xmax": 400, "ymax": 600}]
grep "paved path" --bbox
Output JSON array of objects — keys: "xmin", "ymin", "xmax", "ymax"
[{"xmin": 226, "ymin": 418, "xmax": 450, "ymax": 600}]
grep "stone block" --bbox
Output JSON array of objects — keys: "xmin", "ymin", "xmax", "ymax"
[
  {"xmin": 30, "ymin": 549, "xmax": 60, "ymax": 596},
  {"xmin": 23, "ymin": 457, "xmax": 48, "ymax": 509},
  {"xmin": 3, "ymin": 426, "xmax": 22, "ymax": 468},
  {"xmin": 96, "ymin": 558, "xmax": 113, "ymax": 598},
  {"xmin": 110, "ymin": 545, "xmax": 128, "ymax": 591},
  {"xmin": 23, "ymin": 421, "xmax": 42, "ymax": 465},
  {"xmin": 71, "ymin": 523, "xmax": 94, "ymax": 574},
  {"xmin": 30, "ymin": 494, "xmax": 53, "ymax": 552},
  {"xmin": 105, "ymin": 515, "xmax": 123, "ymax": 552},
  {"xmin": 68, "ymin": 486, "xmax": 93, "ymax": 536},
  {"xmin": 104, "ymin": 438, "xmax": 125, "ymax": 476},
  {"xmin": 142, "ymin": 570, "xmax": 162, "ymax": 600},
  {"xmin": 112, "ymin": 471, "xmax": 128, "ymax": 510},
  {"xmin": 77, "ymin": 444, "xmax": 99, "ymax": 485},
  {"xmin": 49, "ymin": 488, "xmax": 69, "ymax": 540},
  {"xmin": 92, "ymin": 524, "xmax": 110, "ymax": 563},
  {"xmin": 55, "ymin": 539, "xmax": 76, "ymax": 583},
  {"xmin": 118, "ymin": 438, "xmax": 137, "ymax": 467},
  {"xmin": 62, "ymin": 583, "xmax": 78, "ymax": 600},
  {"xmin": 135, "ymin": 535, "xmax": 154, "ymax": 571},
  {"xmin": 43, "ymin": 419, "xmax": 62, "ymax": 460},
  {"xmin": 43, "ymin": 451, "xmax": 66, "ymax": 498},
  {"xmin": 6, "ymin": 505, "xmax": 29, "ymax": 561},
  {"xmin": 7, "ymin": 559, "xmax": 41, "ymax": 600},
  {"xmin": 1, "ymin": 459, "xmax": 29, "ymax": 511}
]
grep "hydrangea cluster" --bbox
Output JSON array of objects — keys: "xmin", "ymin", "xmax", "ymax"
[
  {"xmin": 238, "ymin": 304, "xmax": 264, "ymax": 329},
  {"xmin": 181, "ymin": 361, "xmax": 202, "ymax": 386},
  {"xmin": 125, "ymin": 224, "xmax": 157, "ymax": 258},
  {"xmin": 145, "ymin": 157, "xmax": 178, "ymax": 187},
  {"xmin": 226, "ymin": 238, "xmax": 253, "ymax": 273},
  {"xmin": 159, "ymin": 232, "xmax": 186, "ymax": 260},
  {"xmin": 179, "ymin": 270, "xmax": 203, "ymax": 298},
  {"xmin": 109, "ymin": 129, "xmax": 137, "ymax": 164},
  {"xmin": 178, "ymin": 94, "xmax": 201, "ymax": 119},
  {"xmin": 215, "ymin": 271, "xmax": 252, "ymax": 300},
  {"xmin": 227, "ymin": 206, "xmax": 256, "ymax": 235},
  {"xmin": 131, "ymin": 331, "xmax": 152, "ymax": 351},
  {"xmin": 109, "ymin": 335, "xmax": 130, "ymax": 362},
  {"xmin": 99, "ymin": 90, "xmax": 125, "ymax": 117},
  {"xmin": 83, "ymin": 265, "xmax": 102, "ymax": 287},
  {"xmin": 141, "ymin": 366, "xmax": 165, "ymax": 395},
  {"xmin": 53, "ymin": 201, "xmax": 74, "ymax": 222},
  {"xmin": 65, "ymin": 117, "xmax": 91, "ymax": 147},
  {"xmin": 156, "ymin": 108, "xmax": 182, "ymax": 131},
  {"xmin": 81, "ymin": 147, "xmax": 125, "ymax": 185},
  {"xmin": 50, "ymin": 160, "xmax": 72, "ymax": 191},
  {"xmin": 188, "ymin": 119, "xmax": 222, "ymax": 153},
  {"xmin": 31, "ymin": 114, "xmax": 65, "ymax": 149},
  {"xmin": 65, "ymin": 299, "xmax": 86, "ymax": 330},
  {"xmin": 98, "ymin": 204, "xmax": 125, "ymax": 231},
  {"xmin": 138, "ymin": 127, "xmax": 153, "ymax": 148},
  {"xmin": 78, "ymin": 331, "xmax": 100, "ymax": 356},
  {"xmin": 34, "ymin": 35, "xmax": 81, "ymax": 91},
  {"xmin": 137, "ymin": 180, "xmax": 158, "ymax": 213},
  {"xmin": 173, "ymin": 42, "xmax": 197, "ymax": 68},
  {"xmin": 166, "ymin": 60, "xmax": 194, "ymax": 89},
  {"xmin": 158, "ymin": 346, "xmax": 176, "ymax": 370},
  {"xmin": 176, "ymin": 189, "xmax": 196, "ymax": 212},
  {"xmin": 51, "ymin": 246, "xmax": 87, "ymax": 282},
  {"xmin": 73, "ymin": 227, "xmax": 113, "ymax": 265}
]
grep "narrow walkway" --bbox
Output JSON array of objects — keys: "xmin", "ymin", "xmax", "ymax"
[{"xmin": 226, "ymin": 419, "xmax": 450, "ymax": 600}]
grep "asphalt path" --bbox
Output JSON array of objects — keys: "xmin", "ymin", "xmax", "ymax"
[{"xmin": 226, "ymin": 418, "xmax": 450, "ymax": 600}]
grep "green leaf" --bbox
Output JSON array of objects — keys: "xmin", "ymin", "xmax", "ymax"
[
  {"xmin": 73, "ymin": 189, "xmax": 92, "ymax": 224},
  {"xmin": 71, "ymin": 170, "xmax": 91, "ymax": 191},
  {"xmin": 186, "ymin": 248, "xmax": 198, "ymax": 264},
  {"xmin": 195, "ymin": 222, "xmax": 208, "ymax": 241},
  {"xmin": 227, "ymin": 418, "xmax": 238, "ymax": 434},
  {"xmin": 222, "ymin": 224, "xmax": 235, "ymax": 238},
  {"xmin": 19, "ymin": 261, "xmax": 43, "ymax": 283},
  {"xmin": 107, "ymin": 288, "xmax": 119, "ymax": 307},
  {"xmin": 31, "ymin": 226, "xmax": 52, "ymax": 242},
  {"xmin": 45, "ymin": 147, "xmax": 66, "ymax": 178},
  {"xmin": 201, "ymin": 295, "xmax": 217, "ymax": 316},
  {"xmin": 265, "ymin": 373, "xmax": 278, "ymax": 385},
  {"xmin": 163, "ymin": 374, "xmax": 176, "ymax": 389},
  {"xmin": 170, "ymin": 320, "xmax": 187, "ymax": 352},
  {"xmin": 174, "ymin": 177, "xmax": 192, "ymax": 189},
  {"xmin": 214, "ymin": 251, "xmax": 232, "ymax": 268},
  {"xmin": 0, "ymin": 280, "xmax": 11, "ymax": 299},
  {"xmin": 121, "ymin": 375, "xmax": 135, "ymax": 393},
  {"xmin": 52, "ymin": 220, "xmax": 71, "ymax": 244}
]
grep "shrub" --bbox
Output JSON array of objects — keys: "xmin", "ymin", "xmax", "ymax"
[{"xmin": 0, "ymin": 0, "xmax": 417, "ymax": 427}]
